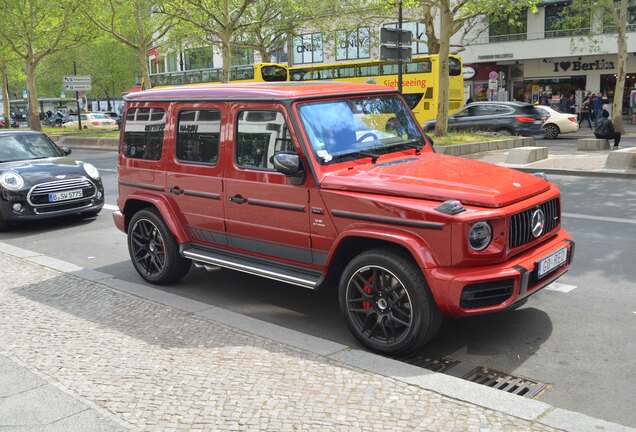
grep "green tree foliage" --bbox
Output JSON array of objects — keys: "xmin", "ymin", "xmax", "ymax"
[
  {"xmin": 0, "ymin": 0, "xmax": 86, "ymax": 130},
  {"xmin": 81, "ymin": 0, "xmax": 175, "ymax": 90}
]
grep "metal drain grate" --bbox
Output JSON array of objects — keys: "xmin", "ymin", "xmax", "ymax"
[
  {"xmin": 462, "ymin": 367, "xmax": 548, "ymax": 399},
  {"xmin": 396, "ymin": 354, "xmax": 460, "ymax": 373}
]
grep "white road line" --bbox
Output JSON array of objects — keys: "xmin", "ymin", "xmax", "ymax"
[
  {"xmin": 99, "ymin": 168, "xmax": 118, "ymax": 172},
  {"xmin": 544, "ymin": 282, "xmax": 577, "ymax": 293},
  {"xmin": 563, "ymin": 212, "xmax": 636, "ymax": 225},
  {"xmin": 103, "ymin": 204, "xmax": 119, "ymax": 211}
]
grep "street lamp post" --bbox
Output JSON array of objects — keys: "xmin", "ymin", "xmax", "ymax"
[
  {"xmin": 397, "ymin": 0, "xmax": 403, "ymax": 94},
  {"xmin": 74, "ymin": 61, "xmax": 82, "ymax": 130}
]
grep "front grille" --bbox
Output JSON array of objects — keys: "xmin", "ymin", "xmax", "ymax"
[
  {"xmin": 28, "ymin": 177, "xmax": 96, "ymax": 206},
  {"xmin": 508, "ymin": 198, "xmax": 560, "ymax": 249},
  {"xmin": 460, "ymin": 279, "xmax": 514, "ymax": 309}
]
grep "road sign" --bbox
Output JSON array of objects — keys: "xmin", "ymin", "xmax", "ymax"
[
  {"xmin": 488, "ymin": 71, "xmax": 498, "ymax": 80},
  {"xmin": 63, "ymin": 76, "xmax": 91, "ymax": 91},
  {"xmin": 380, "ymin": 45, "xmax": 412, "ymax": 62},
  {"xmin": 488, "ymin": 80, "xmax": 498, "ymax": 90},
  {"xmin": 381, "ymin": 27, "xmax": 413, "ymax": 45}
]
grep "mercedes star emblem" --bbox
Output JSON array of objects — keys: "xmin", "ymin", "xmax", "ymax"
[{"xmin": 531, "ymin": 208, "xmax": 545, "ymax": 238}]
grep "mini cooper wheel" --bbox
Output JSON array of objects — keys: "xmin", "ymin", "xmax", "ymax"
[
  {"xmin": 544, "ymin": 123, "xmax": 560, "ymax": 139},
  {"xmin": 127, "ymin": 209, "xmax": 191, "ymax": 284},
  {"xmin": 339, "ymin": 248, "xmax": 442, "ymax": 356}
]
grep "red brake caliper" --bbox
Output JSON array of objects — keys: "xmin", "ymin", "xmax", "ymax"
[{"xmin": 362, "ymin": 275, "xmax": 373, "ymax": 310}]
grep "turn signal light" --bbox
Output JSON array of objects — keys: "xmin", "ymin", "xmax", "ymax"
[{"xmin": 515, "ymin": 116, "xmax": 537, "ymax": 123}]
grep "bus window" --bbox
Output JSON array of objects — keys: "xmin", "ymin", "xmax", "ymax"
[
  {"xmin": 230, "ymin": 66, "xmax": 255, "ymax": 81},
  {"xmin": 358, "ymin": 65, "xmax": 379, "ymax": 77},
  {"xmin": 449, "ymin": 57, "xmax": 461, "ymax": 76},
  {"xmin": 261, "ymin": 65, "xmax": 288, "ymax": 82},
  {"xmin": 381, "ymin": 63, "xmax": 399, "ymax": 75},
  {"xmin": 290, "ymin": 70, "xmax": 310, "ymax": 81},
  {"xmin": 315, "ymin": 68, "xmax": 334, "ymax": 80},
  {"xmin": 336, "ymin": 66, "xmax": 355, "ymax": 78},
  {"xmin": 406, "ymin": 60, "xmax": 432, "ymax": 74}
]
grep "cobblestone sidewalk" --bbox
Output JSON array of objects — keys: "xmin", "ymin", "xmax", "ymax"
[{"xmin": 0, "ymin": 252, "xmax": 561, "ymax": 432}]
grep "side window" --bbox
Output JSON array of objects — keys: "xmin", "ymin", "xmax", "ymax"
[
  {"xmin": 236, "ymin": 110, "xmax": 293, "ymax": 170},
  {"xmin": 176, "ymin": 109, "xmax": 220, "ymax": 165},
  {"xmin": 123, "ymin": 108, "xmax": 165, "ymax": 160}
]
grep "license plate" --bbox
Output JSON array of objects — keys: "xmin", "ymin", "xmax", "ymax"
[
  {"xmin": 49, "ymin": 189, "xmax": 83, "ymax": 202},
  {"xmin": 536, "ymin": 247, "xmax": 568, "ymax": 278}
]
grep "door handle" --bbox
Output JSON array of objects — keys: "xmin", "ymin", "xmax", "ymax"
[
  {"xmin": 229, "ymin": 195, "xmax": 246, "ymax": 204},
  {"xmin": 169, "ymin": 186, "xmax": 184, "ymax": 195}
]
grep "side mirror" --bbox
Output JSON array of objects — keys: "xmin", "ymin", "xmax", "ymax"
[
  {"xmin": 61, "ymin": 146, "xmax": 72, "ymax": 156},
  {"xmin": 273, "ymin": 152, "xmax": 305, "ymax": 185}
]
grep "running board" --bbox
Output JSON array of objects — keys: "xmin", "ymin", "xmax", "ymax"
[{"xmin": 181, "ymin": 244, "xmax": 322, "ymax": 289}]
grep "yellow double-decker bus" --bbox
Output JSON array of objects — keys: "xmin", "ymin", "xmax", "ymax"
[
  {"xmin": 288, "ymin": 55, "xmax": 463, "ymax": 125},
  {"xmin": 149, "ymin": 63, "xmax": 288, "ymax": 87}
]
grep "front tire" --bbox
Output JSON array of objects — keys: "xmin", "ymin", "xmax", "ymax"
[
  {"xmin": 338, "ymin": 248, "xmax": 442, "ymax": 355},
  {"xmin": 544, "ymin": 123, "xmax": 560, "ymax": 139},
  {"xmin": 127, "ymin": 208, "xmax": 191, "ymax": 284}
]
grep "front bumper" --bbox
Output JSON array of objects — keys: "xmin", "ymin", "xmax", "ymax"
[
  {"xmin": 0, "ymin": 188, "xmax": 105, "ymax": 222},
  {"xmin": 425, "ymin": 229, "xmax": 574, "ymax": 317}
]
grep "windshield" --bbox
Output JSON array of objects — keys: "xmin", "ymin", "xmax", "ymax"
[
  {"xmin": 298, "ymin": 95, "xmax": 425, "ymax": 163},
  {"xmin": 0, "ymin": 134, "xmax": 63, "ymax": 162}
]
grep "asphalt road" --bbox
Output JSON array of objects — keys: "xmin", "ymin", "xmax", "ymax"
[{"xmin": 1, "ymin": 147, "xmax": 635, "ymax": 427}]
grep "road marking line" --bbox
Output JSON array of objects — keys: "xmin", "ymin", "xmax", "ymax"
[
  {"xmin": 99, "ymin": 168, "xmax": 118, "ymax": 172},
  {"xmin": 103, "ymin": 204, "xmax": 119, "ymax": 211},
  {"xmin": 544, "ymin": 282, "xmax": 577, "ymax": 293},
  {"xmin": 563, "ymin": 212, "xmax": 636, "ymax": 225}
]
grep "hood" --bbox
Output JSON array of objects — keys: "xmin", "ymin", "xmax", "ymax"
[
  {"xmin": 320, "ymin": 153, "xmax": 550, "ymax": 208},
  {"xmin": 0, "ymin": 157, "xmax": 88, "ymax": 187}
]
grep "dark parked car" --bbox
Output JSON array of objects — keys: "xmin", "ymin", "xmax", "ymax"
[
  {"xmin": 425, "ymin": 101, "xmax": 544, "ymax": 136},
  {"xmin": 0, "ymin": 130, "xmax": 104, "ymax": 230},
  {"xmin": 0, "ymin": 115, "xmax": 19, "ymax": 128}
]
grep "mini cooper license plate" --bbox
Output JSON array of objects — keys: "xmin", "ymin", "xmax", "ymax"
[
  {"xmin": 49, "ymin": 189, "xmax": 83, "ymax": 202},
  {"xmin": 536, "ymin": 247, "xmax": 568, "ymax": 279}
]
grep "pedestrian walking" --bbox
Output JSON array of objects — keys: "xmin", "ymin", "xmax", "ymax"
[
  {"xmin": 566, "ymin": 93, "xmax": 576, "ymax": 114},
  {"xmin": 594, "ymin": 109, "xmax": 621, "ymax": 149},
  {"xmin": 579, "ymin": 96, "xmax": 593, "ymax": 128},
  {"xmin": 592, "ymin": 93, "xmax": 603, "ymax": 125}
]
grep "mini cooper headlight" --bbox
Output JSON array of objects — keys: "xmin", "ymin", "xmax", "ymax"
[
  {"xmin": 83, "ymin": 162, "xmax": 100, "ymax": 180},
  {"xmin": 0, "ymin": 171, "xmax": 24, "ymax": 191},
  {"xmin": 468, "ymin": 221, "xmax": 492, "ymax": 251}
]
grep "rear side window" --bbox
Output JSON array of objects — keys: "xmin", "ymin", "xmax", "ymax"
[
  {"xmin": 123, "ymin": 108, "xmax": 165, "ymax": 160},
  {"xmin": 176, "ymin": 109, "xmax": 221, "ymax": 165}
]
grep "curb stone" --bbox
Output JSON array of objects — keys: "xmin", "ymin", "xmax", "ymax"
[{"xmin": 0, "ymin": 241, "xmax": 633, "ymax": 432}]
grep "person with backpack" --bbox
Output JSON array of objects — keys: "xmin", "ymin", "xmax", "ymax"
[
  {"xmin": 594, "ymin": 109, "xmax": 621, "ymax": 149},
  {"xmin": 579, "ymin": 96, "xmax": 593, "ymax": 128}
]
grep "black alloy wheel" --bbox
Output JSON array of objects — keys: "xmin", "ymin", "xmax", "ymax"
[
  {"xmin": 544, "ymin": 123, "xmax": 560, "ymax": 139},
  {"xmin": 127, "ymin": 209, "xmax": 191, "ymax": 284},
  {"xmin": 339, "ymin": 248, "xmax": 442, "ymax": 355}
]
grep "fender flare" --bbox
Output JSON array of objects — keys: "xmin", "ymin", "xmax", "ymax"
[
  {"xmin": 121, "ymin": 192, "xmax": 188, "ymax": 243},
  {"xmin": 325, "ymin": 227, "xmax": 440, "ymax": 270}
]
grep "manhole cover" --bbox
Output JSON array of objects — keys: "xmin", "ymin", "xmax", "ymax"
[
  {"xmin": 395, "ymin": 354, "xmax": 460, "ymax": 373},
  {"xmin": 462, "ymin": 366, "xmax": 549, "ymax": 399}
]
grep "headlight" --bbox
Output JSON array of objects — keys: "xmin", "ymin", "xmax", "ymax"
[
  {"xmin": 0, "ymin": 171, "xmax": 24, "ymax": 191},
  {"xmin": 83, "ymin": 162, "xmax": 100, "ymax": 180},
  {"xmin": 468, "ymin": 221, "xmax": 492, "ymax": 251}
]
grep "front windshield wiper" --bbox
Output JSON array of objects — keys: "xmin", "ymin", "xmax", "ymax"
[
  {"xmin": 373, "ymin": 138, "xmax": 425, "ymax": 155},
  {"xmin": 331, "ymin": 149, "xmax": 380, "ymax": 164}
]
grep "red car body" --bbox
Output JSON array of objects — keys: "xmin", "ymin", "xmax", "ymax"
[{"xmin": 114, "ymin": 82, "xmax": 574, "ymax": 355}]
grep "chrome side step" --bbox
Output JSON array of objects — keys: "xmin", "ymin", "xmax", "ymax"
[{"xmin": 181, "ymin": 245, "xmax": 322, "ymax": 290}]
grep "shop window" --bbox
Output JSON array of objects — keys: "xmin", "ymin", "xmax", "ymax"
[
  {"xmin": 184, "ymin": 47, "xmax": 213, "ymax": 71},
  {"xmin": 384, "ymin": 21, "xmax": 428, "ymax": 54},
  {"xmin": 336, "ymin": 27, "xmax": 370, "ymax": 61},
  {"xmin": 603, "ymin": 5, "xmax": 636, "ymax": 33},
  {"xmin": 545, "ymin": 4, "xmax": 591, "ymax": 38},
  {"xmin": 292, "ymin": 33, "xmax": 323, "ymax": 65}
]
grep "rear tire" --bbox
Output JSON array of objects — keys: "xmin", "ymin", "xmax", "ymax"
[
  {"xmin": 338, "ymin": 248, "xmax": 442, "ymax": 356},
  {"xmin": 127, "ymin": 208, "xmax": 191, "ymax": 284},
  {"xmin": 544, "ymin": 123, "xmax": 560, "ymax": 139}
]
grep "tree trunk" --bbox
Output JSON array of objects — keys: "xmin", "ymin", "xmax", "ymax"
[
  {"xmin": 138, "ymin": 44, "xmax": 152, "ymax": 90},
  {"xmin": 421, "ymin": 4, "xmax": 440, "ymax": 54},
  {"xmin": 25, "ymin": 58, "xmax": 42, "ymax": 131},
  {"xmin": 1, "ymin": 64, "xmax": 10, "ymax": 129},
  {"xmin": 613, "ymin": 0, "xmax": 628, "ymax": 133},
  {"xmin": 106, "ymin": 89, "xmax": 111, "ymax": 111},
  {"xmin": 221, "ymin": 39, "xmax": 231, "ymax": 83},
  {"xmin": 260, "ymin": 48, "xmax": 271, "ymax": 63},
  {"xmin": 434, "ymin": 0, "xmax": 451, "ymax": 137}
]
